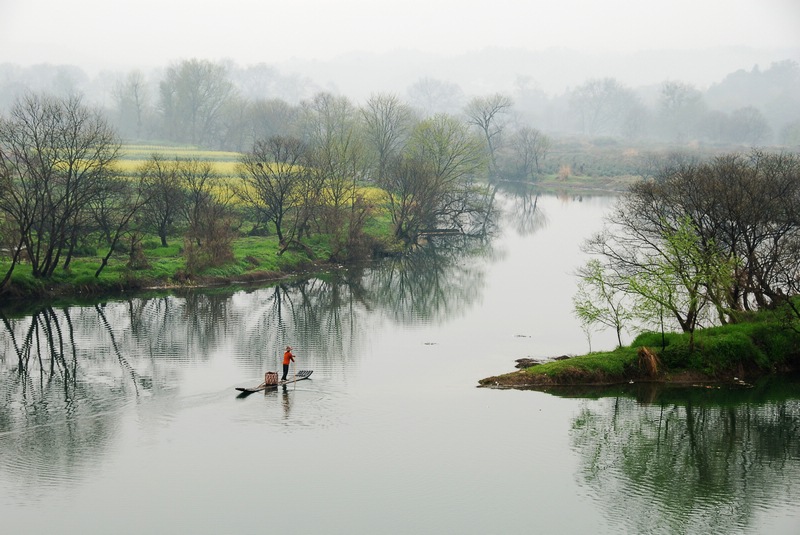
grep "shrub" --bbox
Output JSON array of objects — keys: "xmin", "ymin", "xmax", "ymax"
[
  {"xmin": 659, "ymin": 337, "xmax": 693, "ymax": 369},
  {"xmin": 748, "ymin": 323, "xmax": 800, "ymax": 364},
  {"xmin": 693, "ymin": 330, "xmax": 764, "ymax": 374}
]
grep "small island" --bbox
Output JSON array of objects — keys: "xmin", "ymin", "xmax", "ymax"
[
  {"xmin": 479, "ymin": 297, "xmax": 800, "ymax": 389},
  {"xmin": 481, "ymin": 150, "xmax": 800, "ymax": 390}
]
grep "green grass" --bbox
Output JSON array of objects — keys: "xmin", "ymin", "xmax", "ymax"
[
  {"xmin": 483, "ymin": 299, "xmax": 800, "ymax": 387},
  {"xmin": 0, "ymin": 230, "xmax": 314, "ymax": 298},
  {"xmin": 526, "ymin": 346, "xmax": 639, "ymax": 380},
  {"xmin": 630, "ymin": 318, "xmax": 799, "ymax": 375}
]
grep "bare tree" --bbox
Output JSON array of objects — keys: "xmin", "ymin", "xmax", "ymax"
[
  {"xmin": 361, "ymin": 93, "xmax": 415, "ymax": 182},
  {"xmin": 382, "ymin": 114, "xmax": 488, "ymax": 243},
  {"xmin": 237, "ymin": 136, "xmax": 308, "ymax": 244},
  {"xmin": 658, "ymin": 81, "xmax": 707, "ymax": 142},
  {"xmin": 138, "ymin": 154, "xmax": 185, "ymax": 247},
  {"xmin": 505, "ymin": 126, "xmax": 550, "ymax": 180},
  {"xmin": 301, "ymin": 92, "xmax": 371, "ymax": 255},
  {"xmin": 88, "ymin": 171, "xmax": 150, "ymax": 277},
  {"xmin": 112, "ymin": 70, "xmax": 150, "ymax": 140},
  {"xmin": 241, "ymin": 98, "xmax": 300, "ymax": 151},
  {"xmin": 178, "ymin": 158, "xmax": 237, "ymax": 270},
  {"xmin": 728, "ymin": 106, "xmax": 772, "ymax": 145},
  {"xmin": 158, "ymin": 59, "xmax": 236, "ymax": 146},
  {"xmin": 0, "ymin": 92, "xmax": 119, "ymax": 285},
  {"xmin": 406, "ymin": 77, "xmax": 464, "ymax": 117},
  {"xmin": 464, "ymin": 93, "xmax": 513, "ymax": 177},
  {"xmin": 569, "ymin": 78, "xmax": 639, "ymax": 137}
]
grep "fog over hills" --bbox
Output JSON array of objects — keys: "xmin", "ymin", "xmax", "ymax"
[
  {"xmin": 275, "ymin": 46, "xmax": 799, "ymax": 100},
  {"xmin": 1, "ymin": 44, "xmax": 799, "ymax": 147},
  {"xmin": 2, "ymin": 45, "xmax": 797, "ymax": 105}
]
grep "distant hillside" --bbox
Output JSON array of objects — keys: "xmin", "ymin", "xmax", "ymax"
[{"xmin": 275, "ymin": 45, "xmax": 800, "ymax": 101}]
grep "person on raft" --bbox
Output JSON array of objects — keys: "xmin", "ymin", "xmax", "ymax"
[{"xmin": 282, "ymin": 346, "xmax": 295, "ymax": 381}]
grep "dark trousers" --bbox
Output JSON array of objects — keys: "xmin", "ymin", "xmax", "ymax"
[{"xmin": 282, "ymin": 364, "xmax": 289, "ymax": 380}]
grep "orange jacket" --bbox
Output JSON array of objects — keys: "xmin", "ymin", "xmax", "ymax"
[{"xmin": 283, "ymin": 350, "xmax": 295, "ymax": 365}]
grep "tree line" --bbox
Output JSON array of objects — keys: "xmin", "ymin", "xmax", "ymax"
[
  {"xmin": 2, "ymin": 58, "xmax": 798, "ymax": 150},
  {"xmin": 0, "ymin": 90, "xmax": 499, "ymax": 292}
]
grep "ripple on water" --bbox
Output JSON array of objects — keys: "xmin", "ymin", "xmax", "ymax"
[
  {"xmin": 230, "ymin": 379, "xmax": 350, "ymax": 431},
  {"xmin": 0, "ymin": 401, "xmax": 127, "ymax": 505}
]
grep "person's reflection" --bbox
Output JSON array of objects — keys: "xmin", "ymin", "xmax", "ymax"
[{"xmin": 281, "ymin": 385, "xmax": 291, "ymax": 418}]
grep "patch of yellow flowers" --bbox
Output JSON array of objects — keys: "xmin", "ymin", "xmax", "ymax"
[{"xmin": 114, "ymin": 144, "xmax": 389, "ymax": 205}]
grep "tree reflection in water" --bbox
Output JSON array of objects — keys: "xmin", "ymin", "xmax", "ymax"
[
  {"xmin": 495, "ymin": 180, "xmax": 549, "ymax": 237},
  {"xmin": 0, "ymin": 305, "xmax": 128, "ymax": 496},
  {"xmin": 0, "ymin": 229, "xmax": 495, "ymax": 492},
  {"xmin": 569, "ymin": 382, "xmax": 800, "ymax": 534}
]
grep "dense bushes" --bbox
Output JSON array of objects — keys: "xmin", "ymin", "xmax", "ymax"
[{"xmin": 631, "ymin": 317, "xmax": 800, "ymax": 376}]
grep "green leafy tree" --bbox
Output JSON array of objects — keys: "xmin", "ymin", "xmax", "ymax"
[
  {"xmin": 586, "ymin": 215, "xmax": 735, "ymax": 348},
  {"xmin": 573, "ymin": 259, "xmax": 632, "ymax": 348}
]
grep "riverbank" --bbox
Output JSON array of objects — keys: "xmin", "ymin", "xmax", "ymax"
[
  {"xmin": 0, "ymin": 175, "xmax": 636, "ymax": 304},
  {"xmin": 524, "ymin": 173, "xmax": 639, "ymax": 195},
  {"xmin": 0, "ymin": 231, "xmax": 385, "ymax": 304},
  {"xmin": 478, "ymin": 305, "xmax": 800, "ymax": 389}
]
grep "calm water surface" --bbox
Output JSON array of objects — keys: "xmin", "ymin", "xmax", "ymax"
[{"xmin": 1, "ymin": 193, "xmax": 799, "ymax": 534}]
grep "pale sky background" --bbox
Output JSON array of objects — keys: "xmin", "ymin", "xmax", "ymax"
[{"xmin": 1, "ymin": 0, "xmax": 799, "ymax": 72}]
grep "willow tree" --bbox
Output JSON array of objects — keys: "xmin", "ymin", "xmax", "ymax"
[{"xmin": 573, "ymin": 259, "xmax": 632, "ymax": 348}]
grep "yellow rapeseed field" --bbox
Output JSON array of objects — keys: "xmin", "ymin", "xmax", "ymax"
[
  {"xmin": 120, "ymin": 144, "xmax": 241, "ymax": 161},
  {"xmin": 116, "ymin": 144, "xmax": 243, "ymax": 178},
  {"xmin": 115, "ymin": 144, "xmax": 388, "ymax": 206}
]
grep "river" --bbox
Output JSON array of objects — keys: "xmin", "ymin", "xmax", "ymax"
[{"xmin": 1, "ymin": 192, "xmax": 799, "ymax": 534}]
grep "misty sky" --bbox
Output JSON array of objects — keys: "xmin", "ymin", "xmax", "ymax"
[{"xmin": 2, "ymin": 0, "xmax": 799, "ymax": 72}]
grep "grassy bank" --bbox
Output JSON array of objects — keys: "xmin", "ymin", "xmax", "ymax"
[
  {"xmin": 479, "ymin": 301, "xmax": 800, "ymax": 389},
  {"xmin": 525, "ymin": 172, "xmax": 639, "ymax": 195},
  {"xmin": 0, "ymin": 223, "xmax": 399, "ymax": 301},
  {"xmin": 0, "ymin": 144, "xmax": 404, "ymax": 301}
]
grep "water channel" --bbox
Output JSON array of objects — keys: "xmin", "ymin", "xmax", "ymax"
[{"xmin": 1, "ymin": 192, "xmax": 799, "ymax": 534}]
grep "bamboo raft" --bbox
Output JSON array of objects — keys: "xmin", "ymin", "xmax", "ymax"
[{"xmin": 235, "ymin": 370, "xmax": 313, "ymax": 393}]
